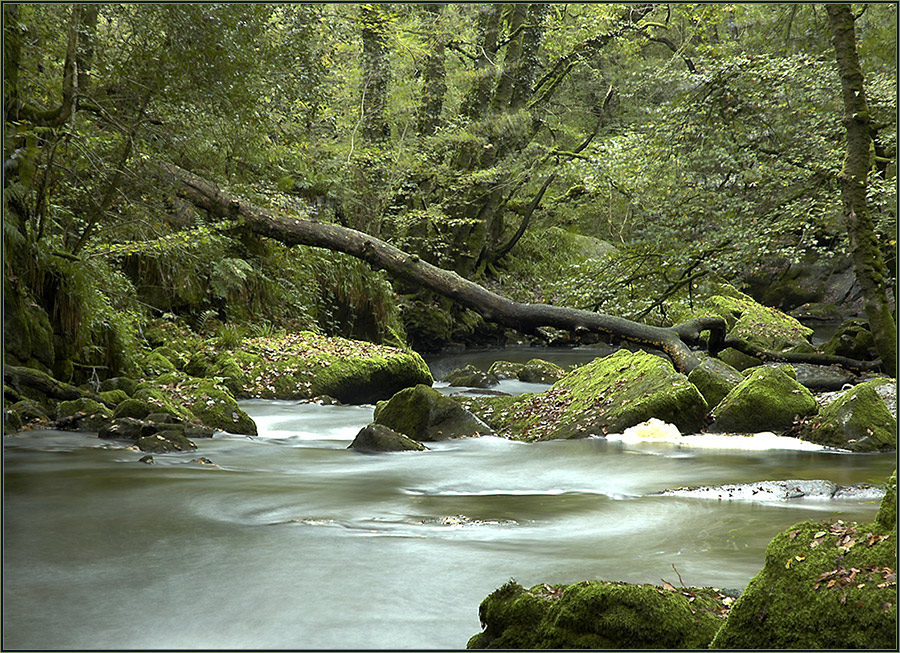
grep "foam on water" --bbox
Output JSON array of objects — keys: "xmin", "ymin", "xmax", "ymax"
[{"xmin": 607, "ymin": 418, "xmax": 833, "ymax": 452}]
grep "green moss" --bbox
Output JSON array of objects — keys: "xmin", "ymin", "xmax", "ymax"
[
  {"xmin": 132, "ymin": 387, "xmax": 192, "ymax": 422},
  {"xmin": 208, "ymin": 332, "xmax": 433, "ymax": 403},
  {"xmin": 55, "ymin": 398, "xmax": 113, "ymax": 431},
  {"xmin": 374, "ymin": 384, "xmax": 489, "ymax": 441},
  {"xmin": 875, "ymin": 471, "xmax": 896, "ymax": 530},
  {"xmin": 141, "ymin": 350, "xmax": 177, "ymax": 378},
  {"xmin": 687, "ymin": 357, "xmax": 744, "ymax": 411},
  {"xmin": 185, "ymin": 379, "xmax": 257, "ymax": 435},
  {"xmin": 712, "ymin": 366, "xmax": 818, "ymax": 433},
  {"xmin": 136, "ymin": 429, "xmax": 198, "ymax": 453},
  {"xmin": 114, "ymin": 398, "xmax": 153, "ymax": 420},
  {"xmin": 99, "ymin": 376, "xmax": 139, "ymax": 396},
  {"xmin": 717, "ymin": 347, "xmax": 763, "ymax": 371},
  {"xmin": 801, "ymin": 381, "xmax": 896, "ymax": 451},
  {"xmin": 444, "ymin": 365, "xmax": 499, "ymax": 388},
  {"xmin": 460, "ymin": 350, "xmax": 707, "ymax": 441},
  {"xmin": 516, "ymin": 358, "xmax": 566, "ymax": 383},
  {"xmin": 468, "ymin": 580, "xmax": 727, "ymax": 649},
  {"xmin": 99, "ymin": 389, "xmax": 130, "ymax": 405},
  {"xmin": 711, "ymin": 517, "xmax": 896, "ymax": 648},
  {"xmin": 487, "ymin": 361, "xmax": 525, "ymax": 380}
]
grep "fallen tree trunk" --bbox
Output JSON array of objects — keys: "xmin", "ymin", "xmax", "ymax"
[{"xmin": 158, "ymin": 162, "xmax": 879, "ymax": 377}]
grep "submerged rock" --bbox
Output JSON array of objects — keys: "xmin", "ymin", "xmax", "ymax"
[
  {"xmin": 801, "ymin": 380, "xmax": 896, "ymax": 452},
  {"xmin": 467, "ymin": 579, "xmax": 729, "ymax": 649},
  {"xmin": 659, "ymin": 480, "xmax": 885, "ymax": 502},
  {"xmin": 444, "ymin": 365, "xmax": 499, "ymax": 388},
  {"xmin": 710, "ymin": 366, "xmax": 818, "ymax": 433},
  {"xmin": 136, "ymin": 429, "xmax": 197, "ymax": 453},
  {"xmin": 374, "ymin": 384, "xmax": 491, "ymax": 441},
  {"xmin": 348, "ymin": 423, "xmax": 428, "ymax": 453},
  {"xmin": 460, "ymin": 350, "xmax": 708, "ymax": 441},
  {"xmin": 710, "ymin": 512, "xmax": 896, "ymax": 648}
]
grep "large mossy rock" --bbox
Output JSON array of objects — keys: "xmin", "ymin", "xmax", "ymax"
[
  {"xmin": 373, "ymin": 384, "xmax": 491, "ymax": 441},
  {"xmin": 516, "ymin": 358, "xmax": 566, "ymax": 384},
  {"xmin": 444, "ymin": 365, "xmax": 499, "ymax": 388},
  {"xmin": 800, "ymin": 380, "xmax": 896, "ymax": 452},
  {"xmin": 673, "ymin": 283, "xmax": 814, "ymax": 354},
  {"xmin": 348, "ymin": 423, "xmax": 428, "ymax": 453},
  {"xmin": 135, "ymin": 373, "xmax": 257, "ymax": 436},
  {"xmin": 687, "ymin": 357, "xmax": 744, "ymax": 411},
  {"xmin": 822, "ymin": 318, "xmax": 877, "ymax": 361},
  {"xmin": 207, "ymin": 331, "xmax": 433, "ymax": 404},
  {"xmin": 467, "ymin": 580, "xmax": 728, "ymax": 649},
  {"xmin": 710, "ymin": 501, "xmax": 897, "ymax": 648},
  {"xmin": 710, "ymin": 366, "xmax": 818, "ymax": 433},
  {"xmin": 55, "ymin": 398, "xmax": 114, "ymax": 431},
  {"xmin": 460, "ymin": 350, "xmax": 708, "ymax": 441}
]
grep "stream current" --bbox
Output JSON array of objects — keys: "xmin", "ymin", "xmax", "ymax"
[{"xmin": 3, "ymin": 346, "xmax": 895, "ymax": 649}]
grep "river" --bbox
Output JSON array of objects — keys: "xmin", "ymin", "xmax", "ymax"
[{"xmin": 3, "ymin": 347, "xmax": 894, "ymax": 649}]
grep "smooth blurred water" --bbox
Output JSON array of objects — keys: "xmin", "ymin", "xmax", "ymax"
[{"xmin": 3, "ymin": 358, "xmax": 895, "ymax": 649}]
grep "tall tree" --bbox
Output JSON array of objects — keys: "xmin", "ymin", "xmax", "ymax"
[{"xmin": 826, "ymin": 3, "xmax": 897, "ymax": 376}]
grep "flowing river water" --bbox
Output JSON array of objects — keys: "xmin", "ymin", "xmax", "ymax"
[{"xmin": 3, "ymin": 347, "xmax": 895, "ymax": 650}]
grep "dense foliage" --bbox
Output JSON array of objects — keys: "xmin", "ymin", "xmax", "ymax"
[{"xmin": 3, "ymin": 3, "xmax": 896, "ymax": 375}]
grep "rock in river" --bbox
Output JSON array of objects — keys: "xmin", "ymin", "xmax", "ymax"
[
  {"xmin": 459, "ymin": 349, "xmax": 708, "ymax": 441},
  {"xmin": 348, "ymin": 423, "xmax": 428, "ymax": 453},
  {"xmin": 374, "ymin": 384, "xmax": 492, "ymax": 441},
  {"xmin": 710, "ymin": 472, "xmax": 896, "ymax": 649}
]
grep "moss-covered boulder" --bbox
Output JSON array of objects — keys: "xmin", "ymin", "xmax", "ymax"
[
  {"xmin": 703, "ymin": 286, "xmax": 814, "ymax": 352},
  {"xmin": 99, "ymin": 417, "xmax": 146, "ymax": 441},
  {"xmin": 55, "ymin": 398, "xmax": 114, "ymax": 431},
  {"xmin": 516, "ymin": 358, "xmax": 567, "ymax": 384},
  {"xmin": 467, "ymin": 580, "xmax": 729, "ymax": 649},
  {"xmin": 206, "ymin": 332, "xmax": 433, "ymax": 404},
  {"xmin": 460, "ymin": 350, "xmax": 708, "ymax": 441},
  {"xmin": 487, "ymin": 360, "xmax": 525, "ymax": 380},
  {"xmin": 444, "ymin": 365, "xmax": 499, "ymax": 388},
  {"xmin": 348, "ymin": 423, "xmax": 428, "ymax": 453},
  {"xmin": 8, "ymin": 399, "xmax": 51, "ymax": 426},
  {"xmin": 114, "ymin": 398, "xmax": 154, "ymax": 420},
  {"xmin": 687, "ymin": 357, "xmax": 744, "ymax": 410},
  {"xmin": 141, "ymin": 349, "xmax": 178, "ymax": 377},
  {"xmin": 800, "ymin": 381, "xmax": 897, "ymax": 452},
  {"xmin": 98, "ymin": 376, "xmax": 139, "ymax": 396},
  {"xmin": 134, "ymin": 375, "xmax": 256, "ymax": 435},
  {"xmin": 98, "ymin": 389, "xmax": 130, "ymax": 406},
  {"xmin": 136, "ymin": 429, "xmax": 197, "ymax": 453},
  {"xmin": 710, "ymin": 513, "xmax": 897, "ymax": 648},
  {"xmin": 822, "ymin": 318, "xmax": 877, "ymax": 361},
  {"xmin": 185, "ymin": 378, "xmax": 257, "ymax": 435},
  {"xmin": 373, "ymin": 384, "xmax": 491, "ymax": 441},
  {"xmin": 710, "ymin": 366, "xmax": 818, "ymax": 433},
  {"xmin": 875, "ymin": 471, "xmax": 895, "ymax": 531},
  {"xmin": 717, "ymin": 347, "xmax": 763, "ymax": 371}
]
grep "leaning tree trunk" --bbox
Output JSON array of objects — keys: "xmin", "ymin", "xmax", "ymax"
[
  {"xmin": 826, "ymin": 4, "xmax": 897, "ymax": 377},
  {"xmin": 158, "ymin": 162, "xmax": 882, "ymax": 378}
]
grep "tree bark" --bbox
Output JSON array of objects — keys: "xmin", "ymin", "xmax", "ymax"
[
  {"xmin": 360, "ymin": 4, "xmax": 391, "ymax": 143},
  {"xmin": 826, "ymin": 4, "xmax": 897, "ymax": 377},
  {"xmin": 416, "ymin": 4, "xmax": 446, "ymax": 137}
]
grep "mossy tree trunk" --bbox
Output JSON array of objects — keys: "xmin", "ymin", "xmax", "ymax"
[
  {"xmin": 360, "ymin": 3, "xmax": 391, "ymax": 143},
  {"xmin": 826, "ymin": 4, "xmax": 897, "ymax": 377},
  {"xmin": 415, "ymin": 4, "xmax": 446, "ymax": 137}
]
